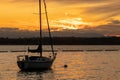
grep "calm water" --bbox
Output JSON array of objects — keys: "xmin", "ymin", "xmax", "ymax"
[{"xmin": 0, "ymin": 45, "xmax": 120, "ymax": 80}]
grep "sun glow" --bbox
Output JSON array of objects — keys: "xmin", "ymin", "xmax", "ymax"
[
  {"xmin": 50, "ymin": 18, "xmax": 91, "ymax": 30},
  {"xmin": 105, "ymin": 34, "xmax": 120, "ymax": 37}
]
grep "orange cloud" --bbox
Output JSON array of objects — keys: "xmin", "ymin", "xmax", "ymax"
[{"xmin": 50, "ymin": 18, "xmax": 91, "ymax": 30}]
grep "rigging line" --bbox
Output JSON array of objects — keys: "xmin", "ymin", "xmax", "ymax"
[{"xmin": 43, "ymin": 0, "xmax": 55, "ymax": 55}]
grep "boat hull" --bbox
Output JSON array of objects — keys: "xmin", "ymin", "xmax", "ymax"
[
  {"xmin": 17, "ymin": 56, "xmax": 55, "ymax": 70},
  {"xmin": 17, "ymin": 60, "xmax": 53, "ymax": 70}
]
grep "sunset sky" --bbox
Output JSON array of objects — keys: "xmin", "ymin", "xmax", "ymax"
[{"xmin": 0, "ymin": 0, "xmax": 120, "ymax": 38}]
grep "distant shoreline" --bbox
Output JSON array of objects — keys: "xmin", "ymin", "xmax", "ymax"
[{"xmin": 0, "ymin": 37, "xmax": 120, "ymax": 45}]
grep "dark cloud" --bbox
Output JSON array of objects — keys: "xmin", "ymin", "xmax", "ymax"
[
  {"xmin": 88, "ymin": 19, "xmax": 120, "ymax": 36},
  {"xmin": 84, "ymin": 1, "xmax": 120, "ymax": 20},
  {"xmin": 52, "ymin": 29, "xmax": 104, "ymax": 37},
  {"xmin": 109, "ymin": 20, "xmax": 120, "ymax": 24},
  {"xmin": 0, "ymin": 19, "xmax": 120, "ymax": 38},
  {"xmin": 0, "ymin": 27, "xmax": 104, "ymax": 38},
  {"xmin": 0, "ymin": 28, "xmax": 39, "ymax": 38}
]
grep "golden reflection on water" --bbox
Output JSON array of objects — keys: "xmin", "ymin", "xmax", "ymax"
[
  {"xmin": 0, "ymin": 51, "xmax": 120, "ymax": 80},
  {"xmin": 17, "ymin": 69, "xmax": 55, "ymax": 80}
]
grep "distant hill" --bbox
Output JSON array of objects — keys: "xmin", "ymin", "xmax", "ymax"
[{"xmin": 0, "ymin": 37, "xmax": 120, "ymax": 45}]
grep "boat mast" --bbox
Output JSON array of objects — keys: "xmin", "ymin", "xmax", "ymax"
[
  {"xmin": 43, "ymin": 0, "xmax": 55, "ymax": 56},
  {"xmin": 39, "ymin": 0, "xmax": 42, "ymax": 57}
]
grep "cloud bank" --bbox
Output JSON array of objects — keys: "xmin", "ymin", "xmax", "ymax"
[
  {"xmin": 0, "ymin": 28, "xmax": 104, "ymax": 38},
  {"xmin": 0, "ymin": 19, "xmax": 120, "ymax": 38}
]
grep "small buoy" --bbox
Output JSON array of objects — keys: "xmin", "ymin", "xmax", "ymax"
[{"xmin": 64, "ymin": 64, "xmax": 68, "ymax": 68}]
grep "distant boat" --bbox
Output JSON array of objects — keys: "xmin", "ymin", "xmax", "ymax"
[{"xmin": 17, "ymin": 0, "xmax": 57, "ymax": 70}]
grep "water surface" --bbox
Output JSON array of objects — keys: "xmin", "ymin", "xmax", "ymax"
[{"xmin": 0, "ymin": 45, "xmax": 120, "ymax": 80}]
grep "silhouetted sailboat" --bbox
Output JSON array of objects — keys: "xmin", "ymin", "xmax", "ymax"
[{"xmin": 17, "ymin": 0, "xmax": 57, "ymax": 70}]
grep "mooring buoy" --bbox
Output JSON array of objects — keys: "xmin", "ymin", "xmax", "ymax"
[{"xmin": 64, "ymin": 64, "xmax": 68, "ymax": 68}]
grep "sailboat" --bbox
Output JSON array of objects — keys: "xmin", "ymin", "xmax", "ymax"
[{"xmin": 17, "ymin": 0, "xmax": 57, "ymax": 70}]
